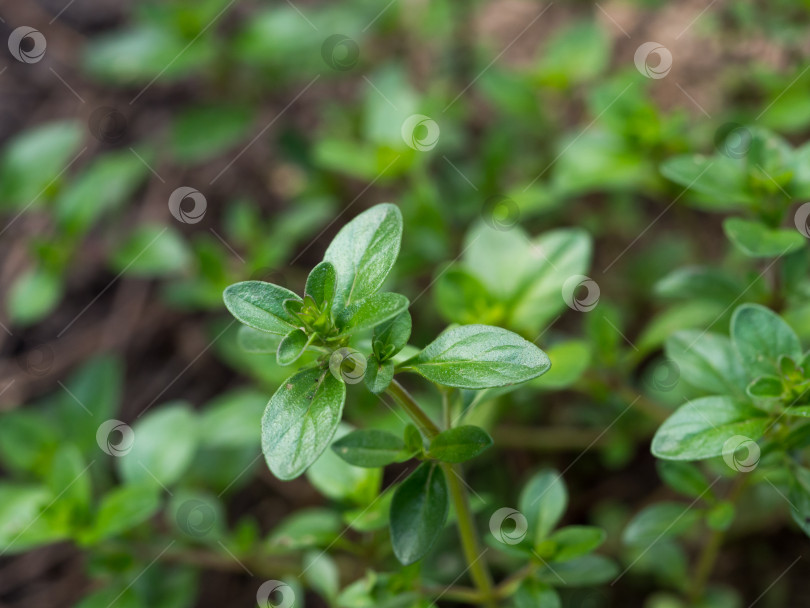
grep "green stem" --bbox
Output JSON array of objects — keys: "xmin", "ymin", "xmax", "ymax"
[
  {"xmin": 386, "ymin": 379, "xmax": 496, "ymax": 607},
  {"xmin": 442, "ymin": 462, "xmax": 496, "ymax": 608},
  {"xmin": 387, "ymin": 379, "xmax": 441, "ymax": 438},
  {"xmin": 688, "ymin": 474, "xmax": 748, "ymax": 602}
]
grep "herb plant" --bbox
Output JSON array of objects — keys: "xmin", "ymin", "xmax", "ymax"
[{"xmin": 222, "ymin": 203, "xmax": 615, "ymax": 605}]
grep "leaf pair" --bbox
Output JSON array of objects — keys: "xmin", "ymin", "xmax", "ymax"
[{"xmin": 333, "ymin": 425, "xmax": 492, "ymax": 468}]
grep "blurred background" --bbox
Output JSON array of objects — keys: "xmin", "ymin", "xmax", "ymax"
[{"xmin": 2, "ymin": 0, "xmax": 810, "ymax": 606}]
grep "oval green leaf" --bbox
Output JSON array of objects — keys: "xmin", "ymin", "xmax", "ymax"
[
  {"xmin": 324, "ymin": 203, "xmax": 403, "ymax": 309},
  {"xmin": 428, "ymin": 425, "xmax": 493, "ymax": 463},
  {"xmin": 223, "ymin": 280, "xmax": 302, "ymax": 335},
  {"xmin": 390, "ymin": 462, "xmax": 449, "ymax": 565},
  {"xmin": 410, "ymin": 325, "xmax": 551, "ymax": 389},
  {"xmin": 261, "ymin": 368, "xmax": 346, "ymax": 480}
]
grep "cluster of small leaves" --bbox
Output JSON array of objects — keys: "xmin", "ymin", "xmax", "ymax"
[
  {"xmin": 652, "ymin": 303, "xmax": 810, "ymax": 540},
  {"xmin": 662, "ymin": 127, "xmax": 809, "ymax": 258},
  {"xmin": 0, "ymin": 357, "xmax": 274, "ymax": 607},
  {"xmin": 223, "ymin": 203, "xmax": 555, "ymax": 572},
  {"xmin": 495, "ymin": 470, "xmax": 618, "ymax": 606}
]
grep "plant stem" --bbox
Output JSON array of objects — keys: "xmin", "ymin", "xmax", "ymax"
[
  {"xmin": 442, "ymin": 462, "xmax": 497, "ymax": 608},
  {"xmin": 386, "ymin": 379, "xmax": 496, "ymax": 607},
  {"xmin": 688, "ymin": 474, "xmax": 748, "ymax": 602},
  {"xmin": 387, "ymin": 379, "xmax": 440, "ymax": 438}
]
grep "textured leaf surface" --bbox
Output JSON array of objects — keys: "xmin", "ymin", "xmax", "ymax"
[
  {"xmin": 337, "ymin": 292, "xmax": 409, "ymax": 333},
  {"xmin": 324, "ymin": 203, "xmax": 403, "ymax": 309},
  {"xmin": 410, "ymin": 325, "xmax": 550, "ymax": 389},
  {"xmin": 732, "ymin": 304, "xmax": 801, "ymax": 378},
  {"xmin": 390, "ymin": 463, "xmax": 449, "ymax": 565},
  {"xmin": 332, "ymin": 429, "xmax": 408, "ymax": 467},
  {"xmin": 652, "ymin": 396, "xmax": 769, "ymax": 460},
  {"xmin": 223, "ymin": 281, "xmax": 302, "ymax": 335},
  {"xmin": 261, "ymin": 368, "xmax": 346, "ymax": 480}
]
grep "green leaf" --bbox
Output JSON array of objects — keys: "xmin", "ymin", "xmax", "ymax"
[
  {"xmin": 666, "ymin": 330, "xmax": 747, "ymax": 397},
  {"xmin": 337, "ymin": 292, "xmax": 410, "ymax": 332},
  {"xmin": 519, "ymin": 469, "xmax": 568, "ymax": 546},
  {"xmin": 404, "ymin": 424, "xmax": 424, "ymax": 454},
  {"xmin": 56, "ymin": 149, "xmax": 150, "ymax": 234},
  {"xmin": 623, "ymin": 502, "xmax": 703, "ymax": 546},
  {"xmin": 390, "ymin": 463, "xmax": 449, "ymax": 565},
  {"xmin": 428, "ymin": 425, "xmax": 493, "ymax": 463},
  {"xmin": 7, "ymin": 268, "xmax": 63, "ymax": 326},
  {"xmin": 261, "ymin": 368, "xmax": 346, "ymax": 480},
  {"xmin": 723, "ymin": 217, "xmax": 805, "ymax": 258},
  {"xmin": 435, "ymin": 267, "xmax": 500, "ymax": 326},
  {"xmin": 0, "ymin": 411, "xmax": 59, "ymax": 475},
  {"xmin": 373, "ymin": 310, "xmax": 412, "ymax": 361},
  {"xmin": 110, "ymin": 225, "xmax": 192, "ymax": 276},
  {"xmin": 0, "ymin": 483, "xmax": 65, "ymax": 553},
  {"xmin": 651, "ymin": 396, "xmax": 769, "ymax": 460},
  {"xmin": 409, "ymin": 325, "xmax": 551, "ymax": 389},
  {"xmin": 531, "ymin": 340, "xmax": 591, "ymax": 390},
  {"xmin": 535, "ymin": 20, "xmax": 609, "ymax": 86},
  {"xmin": 306, "ymin": 425, "xmax": 382, "ymax": 504},
  {"xmin": 118, "ymin": 403, "xmax": 199, "ymax": 489},
  {"xmin": 508, "ymin": 230, "xmax": 593, "ymax": 335},
  {"xmin": 747, "ymin": 375, "xmax": 783, "ymax": 399},
  {"xmin": 0, "ymin": 121, "xmax": 83, "ymax": 207},
  {"xmin": 535, "ymin": 554, "xmax": 618, "ymax": 587},
  {"xmin": 305, "ymin": 261, "xmax": 337, "ymax": 311},
  {"xmin": 458, "ymin": 224, "xmax": 592, "ymax": 334},
  {"xmin": 47, "ymin": 444, "xmax": 92, "ymax": 524},
  {"xmin": 324, "ymin": 203, "xmax": 403, "ymax": 309},
  {"xmin": 198, "ymin": 389, "xmax": 265, "ymax": 449},
  {"xmin": 547, "ymin": 526, "xmax": 605, "ymax": 562},
  {"xmin": 303, "ymin": 551, "xmax": 340, "ymax": 602},
  {"xmin": 277, "ymin": 328, "xmax": 310, "ymax": 366},
  {"xmin": 364, "ymin": 356, "xmax": 395, "ymax": 394},
  {"xmin": 223, "ymin": 280, "xmax": 302, "ymax": 335},
  {"xmin": 83, "ymin": 483, "xmax": 161, "ymax": 543},
  {"xmin": 332, "ymin": 429, "xmax": 408, "ymax": 468},
  {"xmin": 655, "ymin": 266, "xmax": 746, "ymax": 304},
  {"xmin": 706, "ymin": 501, "xmax": 735, "ymax": 531},
  {"xmin": 660, "ymin": 155, "xmax": 750, "ymax": 207},
  {"xmin": 732, "ymin": 304, "xmax": 802, "ymax": 378},
  {"xmin": 657, "ymin": 461, "xmax": 713, "ymax": 499},
  {"xmin": 171, "ymin": 105, "xmax": 253, "ymax": 164},
  {"xmin": 237, "ymin": 325, "xmax": 282, "ymax": 353},
  {"xmin": 269, "ymin": 508, "xmax": 342, "ymax": 551},
  {"xmin": 514, "ymin": 580, "xmax": 560, "ymax": 608}
]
